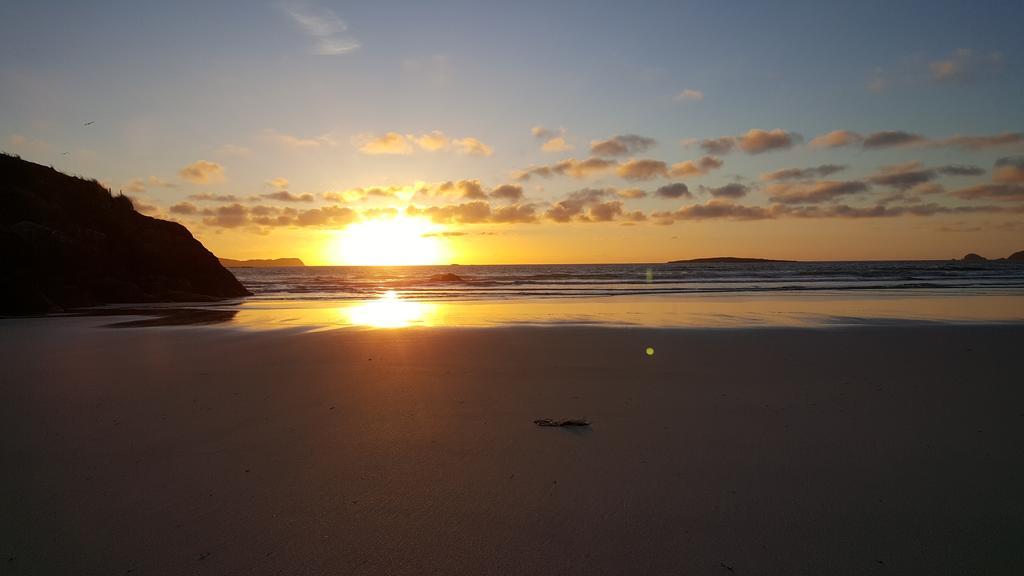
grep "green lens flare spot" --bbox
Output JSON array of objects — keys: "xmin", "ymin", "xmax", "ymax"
[{"xmin": 645, "ymin": 347, "xmax": 655, "ymax": 356}]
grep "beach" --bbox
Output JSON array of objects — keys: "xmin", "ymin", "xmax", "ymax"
[{"xmin": 3, "ymin": 319, "xmax": 1023, "ymax": 574}]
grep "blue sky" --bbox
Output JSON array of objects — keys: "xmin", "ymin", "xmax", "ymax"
[{"xmin": 2, "ymin": 1, "xmax": 1022, "ymax": 262}]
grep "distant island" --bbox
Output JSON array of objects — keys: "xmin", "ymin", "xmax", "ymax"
[
  {"xmin": 957, "ymin": 251, "xmax": 1024, "ymax": 263},
  {"xmin": 219, "ymin": 257, "xmax": 305, "ymax": 268},
  {"xmin": 667, "ymin": 257, "xmax": 795, "ymax": 264},
  {"xmin": 0, "ymin": 154, "xmax": 250, "ymax": 314}
]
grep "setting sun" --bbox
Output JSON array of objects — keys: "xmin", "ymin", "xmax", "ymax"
[{"xmin": 326, "ymin": 217, "xmax": 448, "ymax": 265}]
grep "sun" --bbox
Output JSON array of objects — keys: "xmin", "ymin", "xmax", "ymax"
[{"xmin": 326, "ymin": 216, "xmax": 448, "ymax": 265}]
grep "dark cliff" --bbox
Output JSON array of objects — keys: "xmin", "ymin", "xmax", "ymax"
[{"xmin": 0, "ymin": 154, "xmax": 251, "ymax": 314}]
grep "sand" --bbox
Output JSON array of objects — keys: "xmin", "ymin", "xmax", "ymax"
[{"xmin": 2, "ymin": 320, "xmax": 1023, "ymax": 574}]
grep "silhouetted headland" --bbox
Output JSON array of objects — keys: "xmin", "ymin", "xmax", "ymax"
[
  {"xmin": 0, "ymin": 154, "xmax": 250, "ymax": 314},
  {"xmin": 956, "ymin": 251, "xmax": 1024, "ymax": 263},
  {"xmin": 219, "ymin": 257, "xmax": 305, "ymax": 268},
  {"xmin": 667, "ymin": 256, "xmax": 795, "ymax": 264}
]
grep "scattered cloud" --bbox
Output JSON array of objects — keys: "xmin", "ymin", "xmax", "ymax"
[
  {"xmin": 545, "ymin": 188, "xmax": 613, "ymax": 222},
  {"xmin": 490, "ymin": 184, "xmax": 524, "ymax": 203},
  {"xmin": 532, "ymin": 126, "xmax": 573, "ymax": 152},
  {"xmin": 766, "ymin": 180, "xmax": 870, "ymax": 204},
  {"xmin": 515, "ymin": 157, "xmax": 618, "ymax": 180},
  {"xmin": 354, "ymin": 132, "xmax": 413, "ymax": 155},
  {"xmin": 188, "ymin": 193, "xmax": 242, "ymax": 203},
  {"xmin": 697, "ymin": 137, "xmax": 735, "ymax": 155},
  {"xmin": 654, "ymin": 183, "xmax": 691, "ymax": 199},
  {"xmin": 267, "ymin": 177, "xmax": 289, "ymax": 189},
  {"xmin": 179, "ymin": 160, "xmax": 225, "ymax": 184},
  {"xmin": 862, "ymin": 131, "xmax": 927, "ymax": 149},
  {"xmin": 760, "ymin": 164, "xmax": 847, "ymax": 181},
  {"xmin": 809, "ymin": 130, "xmax": 863, "ymax": 149},
  {"xmin": 169, "ymin": 202, "xmax": 198, "ymax": 215},
  {"xmin": 994, "ymin": 157, "xmax": 1024, "ymax": 183},
  {"xmin": 952, "ymin": 183, "xmax": 1024, "ymax": 202},
  {"xmin": 868, "ymin": 162, "xmax": 937, "ymax": 191},
  {"xmin": 690, "ymin": 129, "xmax": 799, "ymax": 155},
  {"xmin": 673, "ymin": 89, "xmax": 704, "ymax": 102},
  {"xmin": 413, "ymin": 130, "xmax": 449, "ymax": 151},
  {"xmin": 281, "ymin": 1, "xmax": 360, "ymax": 56},
  {"xmin": 930, "ymin": 48, "xmax": 1002, "ymax": 82},
  {"xmin": 617, "ymin": 159, "xmax": 668, "ymax": 181},
  {"xmin": 737, "ymin": 129, "xmax": 801, "ymax": 154},
  {"xmin": 263, "ymin": 129, "xmax": 335, "ymax": 149},
  {"xmin": 452, "ymin": 137, "xmax": 494, "ymax": 156},
  {"xmin": 936, "ymin": 133, "xmax": 1024, "ymax": 151},
  {"xmin": 669, "ymin": 155, "xmax": 723, "ymax": 178},
  {"xmin": 590, "ymin": 134, "xmax": 656, "ymax": 157},
  {"xmin": 700, "ymin": 183, "xmax": 750, "ymax": 198},
  {"xmin": 616, "ymin": 188, "xmax": 647, "ymax": 199},
  {"xmin": 262, "ymin": 190, "xmax": 315, "ymax": 202}
]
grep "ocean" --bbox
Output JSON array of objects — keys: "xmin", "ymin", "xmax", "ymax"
[{"xmin": 229, "ymin": 260, "xmax": 1024, "ymax": 301}]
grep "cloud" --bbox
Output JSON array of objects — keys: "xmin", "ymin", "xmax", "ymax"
[
  {"xmin": 697, "ymin": 137, "xmax": 735, "ymax": 155},
  {"xmin": 515, "ymin": 157, "xmax": 618, "ymax": 181},
  {"xmin": 652, "ymin": 200, "xmax": 1021, "ymax": 223},
  {"xmin": 936, "ymin": 133, "xmax": 1024, "ymax": 150},
  {"xmin": 994, "ymin": 157, "xmax": 1024, "ymax": 183},
  {"xmin": 531, "ymin": 126, "xmax": 555, "ymax": 140},
  {"xmin": 938, "ymin": 164, "xmax": 985, "ymax": 176},
  {"xmin": 413, "ymin": 130, "xmax": 449, "ymax": 151},
  {"xmin": 169, "ymin": 202, "xmax": 198, "ymax": 215},
  {"xmin": 929, "ymin": 49, "xmax": 1001, "ymax": 82},
  {"xmin": 545, "ymin": 188, "xmax": 611, "ymax": 222},
  {"xmin": 616, "ymin": 188, "xmax": 647, "ymax": 199},
  {"xmin": 862, "ymin": 131, "xmax": 926, "ymax": 149},
  {"xmin": 262, "ymin": 190, "xmax": 315, "ymax": 202},
  {"xmin": 766, "ymin": 180, "xmax": 870, "ymax": 204},
  {"xmin": 701, "ymin": 183, "xmax": 750, "ymax": 198},
  {"xmin": 590, "ymin": 134, "xmax": 656, "ymax": 157},
  {"xmin": 179, "ymin": 160, "xmax": 225, "ymax": 184},
  {"xmin": 124, "ymin": 179, "xmax": 146, "ymax": 194},
  {"xmin": 654, "ymin": 183, "xmax": 691, "ymax": 199},
  {"xmin": 267, "ymin": 177, "xmax": 289, "ymax": 189},
  {"xmin": 532, "ymin": 126, "xmax": 573, "ymax": 152},
  {"xmin": 281, "ymin": 1, "xmax": 360, "ymax": 55},
  {"xmin": 809, "ymin": 130, "xmax": 863, "ymax": 149},
  {"xmin": 760, "ymin": 164, "xmax": 847, "ymax": 181},
  {"xmin": 263, "ymin": 129, "xmax": 335, "ymax": 149},
  {"xmin": 201, "ymin": 203, "xmax": 249, "ymax": 228},
  {"xmin": 188, "ymin": 193, "xmax": 241, "ymax": 202},
  {"xmin": 490, "ymin": 184, "xmax": 524, "ymax": 203},
  {"xmin": 669, "ymin": 155, "xmax": 723, "ymax": 178},
  {"xmin": 355, "ymin": 132, "xmax": 413, "ymax": 155},
  {"xmin": 952, "ymin": 184, "xmax": 1024, "ymax": 202},
  {"xmin": 452, "ymin": 137, "xmax": 494, "ymax": 156},
  {"xmin": 868, "ymin": 162, "xmax": 937, "ymax": 191},
  {"xmin": 617, "ymin": 159, "xmax": 668, "ymax": 181},
  {"xmin": 541, "ymin": 137, "xmax": 572, "ymax": 152},
  {"xmin": 491, "ymin": 204, "xmax": 538, "ymax": 223},
  {"xmin": 737, "ymin": 129, "xmax": 801, "ymax": 154},
  {"xmin": 673, "ymin": 89, "xmax": 704, "ymax": 102},
  {"xmin": 654, "ymin": 200, "xmax": 777, "ymax": 222},
  {"xmin": 408, "ymin": 201, "xmax": 492, "ymax": 224}
]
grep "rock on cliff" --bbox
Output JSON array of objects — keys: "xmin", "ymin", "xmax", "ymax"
[{"xmin": 0, "ymin": 154, "xmax": 251, "ymax": 314}]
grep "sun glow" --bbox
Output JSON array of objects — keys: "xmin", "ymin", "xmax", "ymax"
[
  {"xmin": 327, "ymin": 216, "xmax": 447, "ymax": 265},
  {"xmin": 346, "ymin": 290, "xmax": 436, "ymax": 328}
]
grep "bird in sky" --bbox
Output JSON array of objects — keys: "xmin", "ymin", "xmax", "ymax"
[{"xmin": 83, "ymin": 121, "xmax": 95, "ymax": 126}]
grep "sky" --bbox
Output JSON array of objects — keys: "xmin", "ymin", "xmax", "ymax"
[{"xmin": 2, "ymin": 0, "xmax": 1023, "ymax": 264}]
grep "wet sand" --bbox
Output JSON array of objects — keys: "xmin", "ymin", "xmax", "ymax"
[{"xmin": 2, "ymin": 321, "xmax": 1023, "ymax": 574}]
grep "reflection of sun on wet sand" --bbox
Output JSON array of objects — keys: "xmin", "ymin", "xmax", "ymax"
[{"xmin": 345, "ymin": 290, "xmax": 437, "ymax": 328}]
